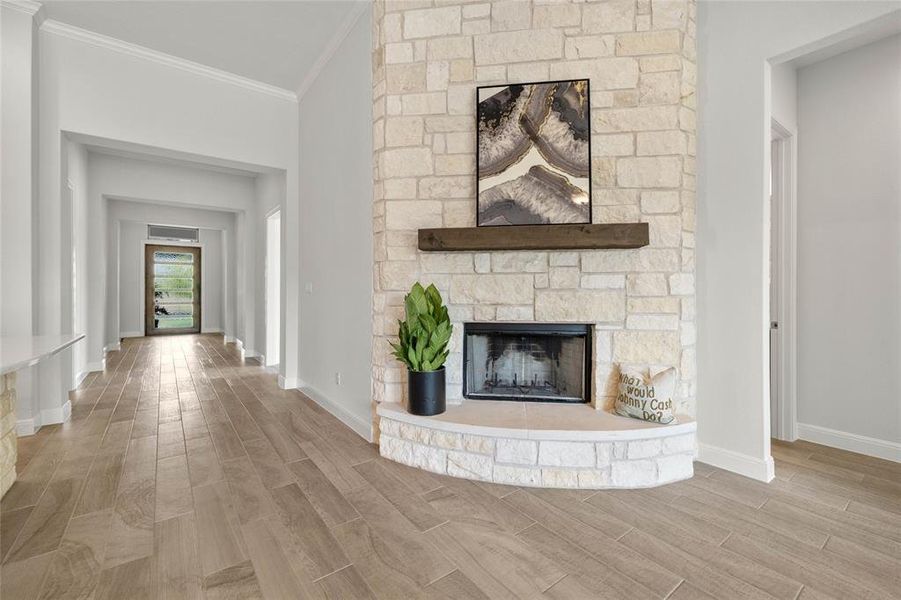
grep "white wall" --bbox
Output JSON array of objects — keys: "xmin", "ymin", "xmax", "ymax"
[
  {"xmin": 86, "ymin": 152, "xmax": 257, "ymax": 212},
  {"xmin": 254, "ymin": 173, "xmax": 285, "ymax": 367},
  {"xmin": 117, "ymin": 219, "xmax": 225, "ymax": 337},
  {"xmin": 796, "ymin": 34, "xmax": 901, "ymax": 455},
  {"xmin": 771, "ymin": 63, "xmax": 798, "ymax": 133},
  {"xmin": 97, "ymin": 157, "xmax": 245, "ymax": 346},
  {"xmin": 65, "ymin": 141, "xmax": 90, "ymax": 383},
  {"xmin": 298, "ymin": 11, "xmax": 373, "ymax": 439},
  {"xmin": 32, "ymin": 20, "xmax": 299, "ymax": 407},
  {"xmin": 696, "ymin": 1, "xmax": 900, "ymax": 480},
  {"xmin": 1, "ymin": 5, "xmax": 40, "ymax": 431}
]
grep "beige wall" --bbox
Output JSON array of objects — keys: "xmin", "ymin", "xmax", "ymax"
[{"xmin": 372, "ymin": 0, "xmax": 697, "ymax": 420}]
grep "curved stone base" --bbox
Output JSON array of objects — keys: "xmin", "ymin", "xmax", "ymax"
[{"xmin": 376, "ymin": 401, "xmax": 697, "ymax": 489}]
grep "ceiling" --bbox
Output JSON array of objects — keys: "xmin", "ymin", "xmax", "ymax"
[{"xmin": 40, "ymin": 0, "xmax": 366, "ymax": 91}]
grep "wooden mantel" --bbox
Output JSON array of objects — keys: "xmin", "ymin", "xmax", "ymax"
[{"xmin": 418, "ymin": 223, "xmax": 649, "ymax": 252}]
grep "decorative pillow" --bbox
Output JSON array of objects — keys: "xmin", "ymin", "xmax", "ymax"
[{"xmin": 615, "ymin": 366, "xmax": 677, "ymax": 424}]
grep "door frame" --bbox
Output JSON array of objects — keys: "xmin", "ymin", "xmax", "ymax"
[
  {"xmin": 144, "ymin": 243, "xmax": 202, "ymax": 336},
  {"xmin": 770, "ymin": 119, "xmax": 798, "ymax": 441},
  {"xmin": 265, "ymin": 206, "xmax": 281, "ymax": 368}
]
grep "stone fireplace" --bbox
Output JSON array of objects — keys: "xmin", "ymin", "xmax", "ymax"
[
  {"xmin": 371, "ymin": 0, "xmax": 698, "ymax": 489},
  {"xmin": 463, "ymin": 323, "xmax": 591, "ymax": 403},
  {"xmin": 371, "ymin": 0, "xmax": 698, "ymax": 417}
]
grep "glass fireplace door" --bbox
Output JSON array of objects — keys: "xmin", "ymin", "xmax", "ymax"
[
  {"xmin": 145, "ymin": 245, "xmax": 201, "ymax": 335},
  {"xmin": 463, "ymin": 323, "xmax": 591, "ymax": 403}
]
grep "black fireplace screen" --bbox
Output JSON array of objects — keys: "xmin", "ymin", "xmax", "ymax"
[{"xmin": 463, "ymin": 323, "xmax": 591, "ymax": 403}]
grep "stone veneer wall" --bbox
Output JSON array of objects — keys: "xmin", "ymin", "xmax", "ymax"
[
  {"xmin": 1, "ymin": 373, "xmax": 17, "ymax": 497},
  {"xmin": 377, "ymin": 404, "xmax": 696, "ymax": 488},
  {"xmin": 371, "ymin": 0, "xmax": 697, "ymax": 420}
]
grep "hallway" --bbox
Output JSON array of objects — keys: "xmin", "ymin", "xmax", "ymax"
[{"xmin": 2, "ymin": 336, "xmax": 900, "ymax": 599}]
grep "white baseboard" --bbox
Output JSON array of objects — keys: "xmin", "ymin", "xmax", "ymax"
[
  {"xmin": 278, "ymin": 375, "xmax": 302, "ymax": 390},
  {"xmin": 797, "ymin": 423, "xmax": 901, "ymax": 463},
  {"xmin": 16, "ymin": 399, "xmax": 72, "ymax": 437},
  {"xmin": 16, "ymin": 418, "xmax": 37, "ymax": 436},
  {"xmin": 44, "ymin": 399, "xmax": 71, "ymax": 425},
  {"xmin": 86, "ymin": 359, "xmax": 106, "ymax": 373},
  {"xmin": 103, "ymin": 342, "xmax": 121, "ymax": 353},
  {"xmin": 224, "ymin": 335, "xmax": 237, "ymax": 344},
  {"xmin": 74, "ymin": 370, "xmax": 89, "ymax": 388},
  {"xmin": 697, "ymin": 443, "xmax": 775, "ymax": 482},
  {"xmin": 120, "ymin": 331, "xmax": 143, "ymax": 338},
  {"xmin": 299, "ymin": 384, "xmax": 373, "ymax": 443}
]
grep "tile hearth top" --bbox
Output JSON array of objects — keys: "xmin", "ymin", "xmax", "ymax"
[{"xmin": 377, "ymin": 400, "xmax": 695, "ymax": 442}]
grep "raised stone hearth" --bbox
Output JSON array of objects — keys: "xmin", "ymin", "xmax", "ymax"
[{"xmin": 377, "ymin": 401, "xmax": 696, "ymax": 489}]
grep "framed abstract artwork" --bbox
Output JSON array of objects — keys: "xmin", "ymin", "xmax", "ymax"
[{"xmin": 476, "ymin": 79, "xmax": 591, "ymax": 227}]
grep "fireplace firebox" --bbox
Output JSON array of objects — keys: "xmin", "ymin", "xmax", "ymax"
[{"xmin": 463, "ymin": 323, "xmax": 591, "ymax": 403}]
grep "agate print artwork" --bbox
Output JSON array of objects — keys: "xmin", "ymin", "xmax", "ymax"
[{"xmin": 477, "ymin": 79, "xmax": 591, "ymax": 227}]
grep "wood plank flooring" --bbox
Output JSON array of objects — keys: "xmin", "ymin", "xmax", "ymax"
[{"xmin": 1, "ymin": 334, "xmax": 899, "ymax": 599}]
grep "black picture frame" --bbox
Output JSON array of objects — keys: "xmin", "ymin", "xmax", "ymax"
[{"xmin": 475, "ymin": 78, "xmax": 592, "ymax": 228}]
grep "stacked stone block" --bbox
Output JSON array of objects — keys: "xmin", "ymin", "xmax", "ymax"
[
  {"xmin": 372, "ymin": 0, "xmax": 698, "ymax": 419},
  {"xmin": 0, "ymin": 373, "xmax": 17, "ymax": 497},
  {"xmin": 378, "ymin": 408, "xmax": 697, "ymax": 488}
]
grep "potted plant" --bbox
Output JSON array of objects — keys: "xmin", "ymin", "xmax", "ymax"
[{"xmin": 389, "ymin": 282, "xmax": 452, "ymax": 416}]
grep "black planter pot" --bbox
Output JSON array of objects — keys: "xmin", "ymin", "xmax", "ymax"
[{"xmin": 407, "ymin": 367, "xmax": 446, "ymax": 416}]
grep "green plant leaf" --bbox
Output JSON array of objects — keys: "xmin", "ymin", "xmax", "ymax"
[{"xmin": 391, "ymin": 281, "xmax": 453, "ymax": 372}]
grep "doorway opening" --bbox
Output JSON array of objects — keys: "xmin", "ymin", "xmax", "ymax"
[
  {"xmin": 265, "ymin": 209, "xmax": 281, "ymax": 367},
  {"xmin": 770, "ymin": 121, "xmax": 797, "ymax": 441},
  {"xmin": 145, "ymin": 244, "xmax": 201, "ymax": 335}
]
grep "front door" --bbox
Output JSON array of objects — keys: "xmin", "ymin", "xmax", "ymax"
[{"xmin": 145, "ymin": 245, "xmax": 201, "ymax": 335}]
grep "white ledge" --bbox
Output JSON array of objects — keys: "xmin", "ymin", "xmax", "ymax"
[
  {"xmin": 377, "ymin": 400, "xmax": 695, "ymax": 442},
  {"xmin": 0, "ymin": 334, "xmax": 86, "ymax": 376}
]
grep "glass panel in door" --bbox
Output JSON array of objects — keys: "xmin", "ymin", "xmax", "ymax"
[{"xmin": 145, "ymin": 245, "xmax": 201, "ymax": 335}]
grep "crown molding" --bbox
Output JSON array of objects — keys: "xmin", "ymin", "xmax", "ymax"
[
  {"xmin": 0, "ymin": 0, "xmax": 42, "ymax": 16},
  {"xmin": 39, "ymin": 19, "xmax": 298, "ymax": 103},
  {"xmin": 296, "ymin": 1, "xmax": 369, "ymax": 101}
]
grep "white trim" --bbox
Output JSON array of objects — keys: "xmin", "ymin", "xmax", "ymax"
[
  {"xmin": 86, "ymin": 359, "xmax": 105, "ymax": 372},
  {"xmin": 278, "ymin": 375, "xmax": 302, "ymax": 390},
  {"xmin": 697, "ymin": 443, "xmax": 775, "ymax": 482},
  {"xmin": 797, "ymin": 423, "xmax": 901, "ymax": 463},
  {"xmin": 224, "ymin": 335, "xmax": 237, "ymax": 344},
  {"xmin": 39, "ymin": 19, "xmax": 298, "ymax": 102},
  {"xmin": 16, "ymin": 399, "xmax": 73, "ymax": 437},
  {"xmin": 16, "ymin": 418, "xmax": 37, "ymax": 437},
  {"xmin": 770, "ymin": 121, "xmax": 799, "ymax": 442},
  {"xmin": 74, "ymin": 370, "xmax": 89, "ymax": 388},
  {"xmin": 200, "ymin": 328, "xmax": 223, "ymax": 334},
  {"xmin": 296, "ymin": 2, "xmax": 369, "ymax": 100},
  {"xmin": 0, "ymin": 0, "xmax": 42, "ymax": 16},
  {"xmin": 44, "ymin": 399, "xmax": 71, "ymax": 426},
  {"xmin": 264, "ymin": 208, "xmax": 282, "ymax": 368},
  {"xmin": 120, "ymin": 331, "xmax": 144, "ymax": 339},
  {"xmin": 104, "ymin": 342, "xmax": 121, "ymax": 353},
  {"xmin": 302, "ymin": 385, "xmax": 373, "ymax": 443}
]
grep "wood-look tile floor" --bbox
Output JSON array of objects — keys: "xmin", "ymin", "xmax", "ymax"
[{"xmin": 2, "ymin": 334, "xmax": 899, "ymax": 599}]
